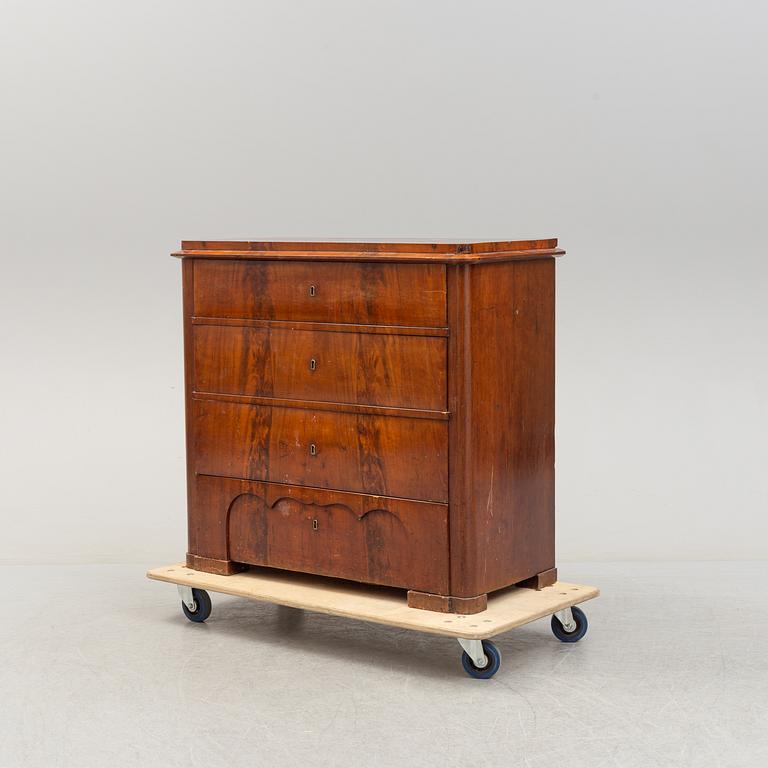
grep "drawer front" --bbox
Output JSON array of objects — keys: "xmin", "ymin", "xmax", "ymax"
[
  {"xmin": 193, "ymin": 260, "xmax": 447, "ymax": 327},
  {"xmin": 197, "ymin": 476, "xmax": 449, "ymax": 593},
  {"xmin": 193, "ymin": 324, "xmax": 447, "ymax": 411},
  {"xmin": 192, "ymin": 399, "xmax": 448, "ymax": 502}
]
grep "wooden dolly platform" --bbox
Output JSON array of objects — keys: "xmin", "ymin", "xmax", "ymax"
[{"xmin": 147, "ymin": 564, "xmax": 600, "ymax": 678}]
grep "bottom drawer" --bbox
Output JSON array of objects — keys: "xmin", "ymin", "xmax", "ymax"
[{"xmin": 194, "ymin": 475, "xmax": 449, "ymax": 594}]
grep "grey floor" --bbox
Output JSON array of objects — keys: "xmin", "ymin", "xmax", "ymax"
[{"xmin": 1, "ymin": 562, "xmax": 766, "ymax": 768}]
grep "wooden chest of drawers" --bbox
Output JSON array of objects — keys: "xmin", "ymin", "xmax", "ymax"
[{"xmin": 174, "ymin": 238, "xmax": 564, "ymax": 614}]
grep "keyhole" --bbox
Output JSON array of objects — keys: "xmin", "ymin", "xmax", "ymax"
[
  {"xmin": 310, "ymin": 358, "xmax": 317, "ymax": 371},
  {"xmin": 310, "ymin": 443, "xmax": 317, "ymax": 456},
  {"xmin": 309, "ymin": 285, "xmax": 316, "ymax": 297},
  {"xmin": 312, "ymin": 519, "xmax": 318, "ymax": 531}
]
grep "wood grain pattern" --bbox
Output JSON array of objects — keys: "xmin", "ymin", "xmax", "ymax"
[
  {"xmin": 226, "ymin": 479, "xmax": 449, "ymax": 593},
  {"xmin": 193, "ymin": 393, "xmax": 448, "ymax": 421},
  {"xmin": 175, "ymin": 238, "xmax": 564, "ymax": 264},
  {"xmin": 147, "ymin": 564, "xmax": 599, "ymax": 641},
  {"xmin": 446, "ymin": 264, "xmax": 474, "ymax": 599},
  {"xmin": 516, "ymin": 567, "xmax": 558, "ymax": 590},
  {"xmin": 192, "ymin": 324, "xmax": 446, "ymax": 411},
  {"xmin": 181, "ymin": 259, "xmax": 197, "ymax": 562},
  {"xmin": 185, "ymin": 554, "xmax": 245, "ymax": 575},
  {"xmin": 193, "ymin": 260, "xmax": 447, "ymax": 326},
  {"xmin": 406, "ymin": 590, "xmax": 487, "ymax": 614},
  {"xmin": 177, "ymin": 239, "xmax": 562, "ymax": 613},
  {"xmin": 191, "ymin": 399, "xmax": 449, "ymax": 502},
  {"xmin": 180, "ymin": 238, "xmax": 559, "ymax": 253},
  {"xmin": 448, "ymin": 259, "xmax": 556, "ymax": 598},
  {"xmin": 186, "ymin": 475, "xmax": 449, "ymax": 592},
  {"xmin": 192, "ymin": 317, "xmax": 448, "ymax": 337}
]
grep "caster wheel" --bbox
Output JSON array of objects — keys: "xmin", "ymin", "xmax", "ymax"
[
  {"xmin": 551, "ymin": 605, "xmax": 588, "ymax": 642},
  {"xmin": 181, "ymin": 588, "xmax": 212, "ymax": 623},
  {"xmin": 461, "ymin": 640, "xmax": 501, "ymax": 679}
]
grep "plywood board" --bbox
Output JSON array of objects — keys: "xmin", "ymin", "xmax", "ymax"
[{"xmin": 147, "ymin": 563, "xmax": 599, "ymax": 640}]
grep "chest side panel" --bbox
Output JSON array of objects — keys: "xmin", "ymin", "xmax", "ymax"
[{"xmin": 448, "ymin": 259, "xmax": 556, "ymax": 596}]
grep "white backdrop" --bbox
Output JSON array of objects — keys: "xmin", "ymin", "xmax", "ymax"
[{"xmin": 1, "ymin": 1, "xmax": 766, "ymax": 564}]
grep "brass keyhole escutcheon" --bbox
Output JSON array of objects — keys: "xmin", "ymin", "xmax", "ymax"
[
  {"xmin": 310, "ymin": 443, "xmax": 317, "ymax": 456},
  {"xmin": 312, "ymin": 519, "xmax": 318, "ymax": 530},
  {"xmin": 309, "ymin": 285, "xmax": 316, "ymax": 297},
  {"xmin": 310, "ymin": 358, "xmax": 317, "ymax": 371}
]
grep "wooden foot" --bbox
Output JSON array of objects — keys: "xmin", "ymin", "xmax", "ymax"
[
  {"xmin": 515, "ymin": 567, "xmax": 557, "ymax": 591},
  {"xmin": 407, "ymin": 590, "xmax": 488, "ymax": 614},
  {"xmin": 186, "ymin": 553, "xmax": 248, "ymax": 576}
]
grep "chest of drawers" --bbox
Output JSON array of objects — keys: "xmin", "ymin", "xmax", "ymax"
[{"xmin": 174, "ymin": 238, "xmax": 563, "ymax": 614}]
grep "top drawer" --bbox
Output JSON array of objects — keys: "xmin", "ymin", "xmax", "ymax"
[{"xmin": 192, "ymin": 260, "xmax": 446, "ymax": 327}]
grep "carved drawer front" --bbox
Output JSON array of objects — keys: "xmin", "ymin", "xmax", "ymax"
[
  {"xmin": 193, "ymin": 260, "xmax": 447, "ymax": 327},
  {"xmin": 200, "ymin": 476, "xmax": 450, "ymax": 593},
  {"xmin": 193, "ymin": 324, "xmax": 447, "ymax": 411},
  {"xmin": 192, "ymin": 399, "xmax": 448, "ymax": 502}
]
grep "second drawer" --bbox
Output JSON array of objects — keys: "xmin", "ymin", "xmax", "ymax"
[
  {"xmin": 193, "ymin": 324, "xmax": 447, "ymax": 411},
  {"xmin": 191, "ymin": 399, "xmax": 448, "ymax": 502}
]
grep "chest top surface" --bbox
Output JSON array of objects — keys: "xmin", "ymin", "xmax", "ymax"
[{"xmin": 173, "ymin": 238, "xmax": 564, "ymax": 263}]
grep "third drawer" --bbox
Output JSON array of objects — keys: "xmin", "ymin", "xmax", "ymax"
[{"xmin": 191, "ymin": 399, "xmax": 449, "ymax": 503}]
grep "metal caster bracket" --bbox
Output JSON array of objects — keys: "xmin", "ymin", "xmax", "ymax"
[
  {"xmin": 554, "ymin": 607, "xmax": 577, "ymax": 633},
  {"xmin": 457, "ymin": 638, "xmax": 488, "ymax": 668},
  {"xmin": 178, "ymin": 584, "xmax": 197, "ymax": 612}
]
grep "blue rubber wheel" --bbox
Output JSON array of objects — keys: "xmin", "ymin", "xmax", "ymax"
[
  {"xmin": 461, "ymin": 640, "xmax": 501, "ymax": 679},
  {"xmin": 181, "ymin": 588, "xmax": 212, "ymax": 623},
  {"xmin": 551, "ymin": 605, "xmax": 588, "ymax": 642}
]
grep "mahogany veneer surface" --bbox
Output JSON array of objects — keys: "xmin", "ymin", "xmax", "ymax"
[
  {"xmin": 191, "ymin": 399, "xmax": 449, "ymax": 501},
  {"xmin": 176, "ymin": 238, "xmax": 562, "ymax": 612},
  {"xmin": 192, "ymin": 324, "xmax": 446, "ymax": 410},
  {"xmin": 193, "ymin": 260, "xmax": 447, "ymax": 325}
]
